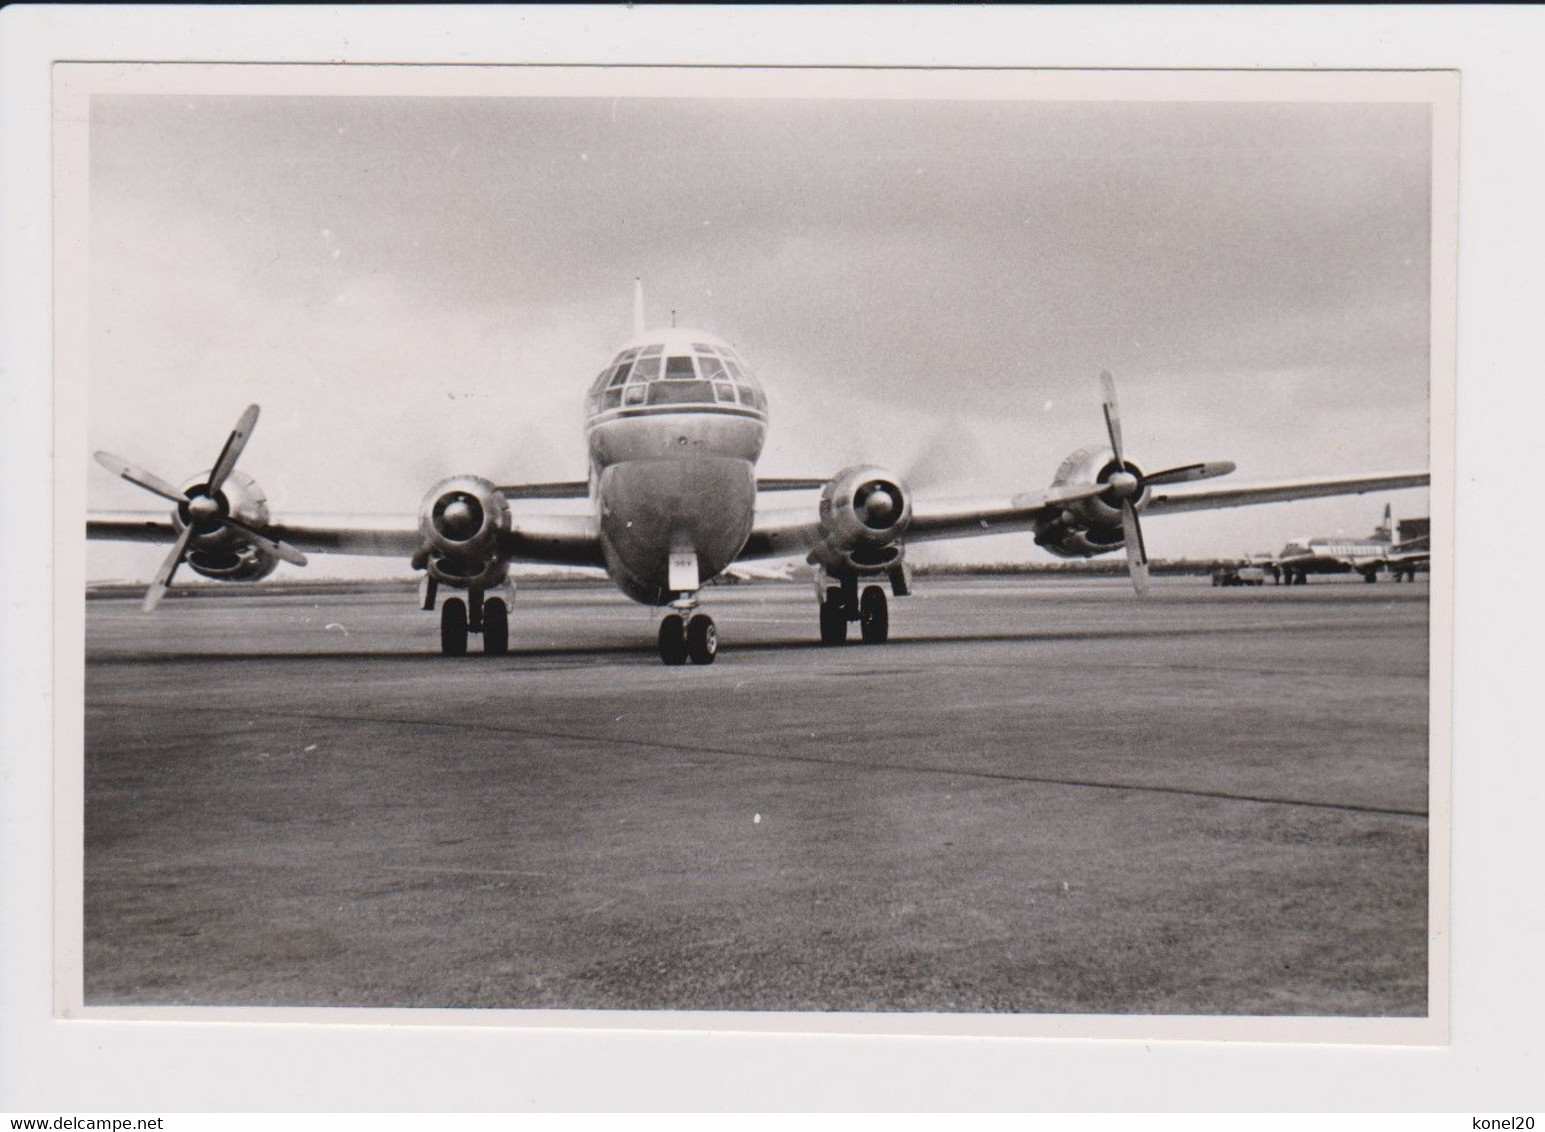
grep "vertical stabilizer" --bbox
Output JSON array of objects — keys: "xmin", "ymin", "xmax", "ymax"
[
  {"xmin": 633, "ymin": 278, "xmax": 646, "ymax": 338},
  {"xmin": 1377, "ymin": 502, "xmax": 1393, "ymax": 543}
]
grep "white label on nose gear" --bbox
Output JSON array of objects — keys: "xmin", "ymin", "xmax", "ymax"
[{"xmin": 668, "ymin": 549, "xmax": 699, "ymax": 592}]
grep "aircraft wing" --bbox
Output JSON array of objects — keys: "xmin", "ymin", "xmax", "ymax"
[
  {"xmin": 1144, "ymin": 471, "xmax": 1429, "ymax": 515},
  {"xmin": 738, "ymin": 470, "xmax": 1429, "ymax": 563},
  {"xmin": 1385, "ymin": 534, "xmax": 1430, "ymax": 556},
  {"xmin": 495, "ymin": 477, "xmax": 829, "ymax": 499},
  {"xmin": 87, "ymin": 509, "xmax": 604, "ymax": 567},
  {"xmin": 88, "ymin": 513, "xmax": 195, "ymax": 546},
  {"xmin": 756, "ymin": 477, "xmax": 830, "ymax": 492},
  {"xmin": 738, "ymin": 482, "xmax": 1108, "ymax": 560},
  {"xmin": 496, "ymin": 481, "xmax": 590, "ymax": 500},
  {"xmin": 1382, "ymin": 536, "xmax": 1431, "ymax": 569}
]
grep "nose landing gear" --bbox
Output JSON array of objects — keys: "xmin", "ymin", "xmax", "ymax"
[
  {"xmin": 657, "ymin": 547, "xmax": 717, "ymax": 665},
  {"xmin": 658, "ymin": 603, "xmax": 717, "ymax": 665}
]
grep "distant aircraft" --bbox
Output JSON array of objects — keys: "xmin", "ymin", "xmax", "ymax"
[
  {"xmin": 1274, "ymin": 503, "xmax": 1428, "ymax": 585},
  {"xmin": 1383, "ymin": 523, "xmax": 1431, "ymax": 583},
  {"xmin": 88, "ymin": 283, "xmax": 1430, "ymax": 663}
]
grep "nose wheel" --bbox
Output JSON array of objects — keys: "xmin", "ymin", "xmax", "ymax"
[{"xmin": 659, "ymin": 611, "xmax": 717, "ymax": 665}]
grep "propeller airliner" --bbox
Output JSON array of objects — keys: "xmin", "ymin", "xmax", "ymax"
[
  {"xmin": 88, "ymin": 284, "xmax": 1430, "ymax": 664},
  {"xmin": 1274, "ymin": 503, "xmax": 1430, "ymax": 585}
]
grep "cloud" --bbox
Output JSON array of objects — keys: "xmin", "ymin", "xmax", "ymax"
[{"xmin": 87, "ymin": 93, "xmax": 1433, "ymax": 577}]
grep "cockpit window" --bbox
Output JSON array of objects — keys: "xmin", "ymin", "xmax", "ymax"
[
  {"xmin": 588, "ymin": 340, "xmax": 767, "ymax": 417},
  {"xmin": 664, "ymin": 355, "xmax": 697, "ymax": 380},
  {"xmin": 649, "ymin": 379, "xmax": 714, "ymax": 406}
]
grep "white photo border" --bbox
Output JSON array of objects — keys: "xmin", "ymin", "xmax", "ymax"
[{"xmin": 2, "ymin": 4, "xmax": 1533, "ymax": 1113}]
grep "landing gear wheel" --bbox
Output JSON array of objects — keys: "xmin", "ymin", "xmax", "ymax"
[
  {"xmin": 482, "ymin": 597, "xmax": 508, "ymax": 656},
  {"xmin": 859, "ymin": 585, "xmax": 889, "ymax": 644},
  {"xmin": 658, "ymin": 614, "xmax": 687, "ymax": 666},
  {"xmin": 819, "ymin": 587, "xmax": 848, "ymax": 646},
  {"xmin": 440, "ymin": 597, "xmax": 468, "ymax": 657},
  {"xmin": 686, "ymin": 614, "xmax": 718, "ymax": 665}
]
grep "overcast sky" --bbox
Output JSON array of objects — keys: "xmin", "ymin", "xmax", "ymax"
[{"xmin": 86, "ymin": 93, "xmax": 1432, "ymax": 578}]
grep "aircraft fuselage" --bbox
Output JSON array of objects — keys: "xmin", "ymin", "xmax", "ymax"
[{"xmin": 1277, "ymin": 537, "xmax": 1389, "ymax": 575}]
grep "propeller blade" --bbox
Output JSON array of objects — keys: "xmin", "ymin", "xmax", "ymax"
[
  {"xmin": 93, "ymin": 451, "xmax": 189, "ymax": 506},
  {"xmin": 142, "ymin": 524, "xmax": 196, "ymax": 613},
  {"xmin": 1121, "ymin": 500, "xmax": 1151, "ymax": 597},
  {"xmin": 206, "ymin": 404, "xmax": 261, "ymax": 494},
  {"xmin": 221, "ymin": 516, "xmax": 309, "ymax": 567},
  {"xmin": 1144, "ymin": 461, "xmax": 1237, "ymax": 487},
  {"xmin": 1099, "ymin": 371, "xmax": 1124, "ymax": 464}
]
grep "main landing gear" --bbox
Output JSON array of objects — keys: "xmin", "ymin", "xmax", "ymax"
[
  {"xmin": 658, "ymin": 606, "xmax": 717, "ymax": 665},
  {"xmin": 819, "ymin": 578, "xmax": 891, "ymax": 646},
  {"xmin": 427, "ymin": 579, "xmax": 511, "ymax": 657}
]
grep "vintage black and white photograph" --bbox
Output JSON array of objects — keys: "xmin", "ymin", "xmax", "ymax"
[{"xmin": 62, "ymin": 64, "xmax": 1449, "ymax": 1033}]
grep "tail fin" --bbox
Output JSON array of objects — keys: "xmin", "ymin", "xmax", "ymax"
[
  {"xmin": 633, "ymin": 278, "xmax": 646, "ymax": 338},
  {"xmin": 1376, "ymin": 502, "xmax": 1394, "ymax": 543}
]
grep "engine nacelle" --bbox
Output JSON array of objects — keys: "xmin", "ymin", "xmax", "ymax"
[
  {"xmin": 809, "ymin": 465, "xmax": 911, "ymax": 575},
  {"xmin": 1047, "ymin": 445, "xmax": 1150, "ymax": 530},
  {"xmin": 1035, "ymin": 522, "xmax": 1127, "ymax": 559},
  {"xmin": 416, "ymin": 475, "xmax": 510, "ymax": 588},
  {"xmin": 175, "ymin": 468, "xmax": 281, "ymax": 582}
]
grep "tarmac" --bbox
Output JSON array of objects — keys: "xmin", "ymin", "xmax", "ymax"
[{"xmin": 82, "ymin": 575, "xmax": 1430, "ymax": 1015}]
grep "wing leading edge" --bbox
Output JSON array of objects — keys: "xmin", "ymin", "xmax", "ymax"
[
  {"xmin": 1144, "ymin": 471, "xmax": 1429, "ymax": 516},
  {"xmin": 87, "ymin": 509, "xmax": 604, "ymax": 567},
  {"xmin": 738, "ymin": 482, "xmax": 1108, "ymax": 561}
]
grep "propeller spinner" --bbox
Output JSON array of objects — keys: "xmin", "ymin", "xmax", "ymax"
[
  {"xmin": 94, "ymin": 404, "xmax": 307, "ymax": 611},
  {"xmin": 1097, "ymin": 371, "xmax": 1235, "ymax": 597}
]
